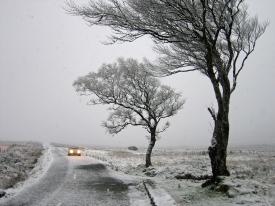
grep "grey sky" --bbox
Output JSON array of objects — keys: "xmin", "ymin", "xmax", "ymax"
[{"xmin": 0, "ymin": 0, "xmax": 274, "ymax": 147}]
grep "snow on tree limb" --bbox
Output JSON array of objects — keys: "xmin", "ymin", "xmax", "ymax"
[{"xmin": 74, "ymin": 58, "xmax": 185, "ymax": 136}]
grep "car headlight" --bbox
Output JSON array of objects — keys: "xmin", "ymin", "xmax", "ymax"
[
  {"xmin": 69, "ymin": 149, "xmax": 74, "ymax": 154},
  {"xmin": 77, "ymin": 150, "xmax": 81, "ymax": 154}
]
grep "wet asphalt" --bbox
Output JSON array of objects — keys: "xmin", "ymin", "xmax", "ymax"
[{"xmin": 0, "ymin": 147, "xmax": 132, "ymax": 206}]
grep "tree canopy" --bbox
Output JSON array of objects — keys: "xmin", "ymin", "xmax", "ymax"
[
  {"xmin": 74, "ymin": 58, "xmax": 184, "ymax": 167},
  {"xmin": 68, "ymin": 0, "xmax": 267, "ymax": 93},
  {"xmin": 74, "ymin": 58, "xmax": 184, "ymax": 136}
]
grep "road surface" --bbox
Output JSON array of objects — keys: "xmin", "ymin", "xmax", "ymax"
[{"xmin": 0, "ymin": 147, "xmax": 149, "ymax": 206}]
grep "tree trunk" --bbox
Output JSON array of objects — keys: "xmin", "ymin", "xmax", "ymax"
[
  {"xmin": 145, "ymin": 130, "xmax": 156, "ymax": 168},
  {"xmin": 208, "ymin": 97, "xmax": 230, "ymax": 178},
  {"xmin": 205, "ymin": 55, "xmax": 231, "ymax": 179}
]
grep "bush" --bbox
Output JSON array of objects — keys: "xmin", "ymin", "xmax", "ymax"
[{"xmin": 128, "ymin": 146, "xmax": 138, "ymax": 151}]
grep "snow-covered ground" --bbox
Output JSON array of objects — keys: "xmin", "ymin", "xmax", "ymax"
[
  {"xmin": 84, "ymin": 145, "xmax": 275, "ymax": 206},
  {"xmin": 0, "ymin": 142, "xmax": 53, "ymax": 200}
]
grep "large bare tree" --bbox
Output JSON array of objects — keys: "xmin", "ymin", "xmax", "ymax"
[
  {"xmin": 68, "ymin": 0, "xmax": 267, "ymax": 179},
  {"xmin": 74, "ymin": 58, "xmax": 184, "ymax": 167}
]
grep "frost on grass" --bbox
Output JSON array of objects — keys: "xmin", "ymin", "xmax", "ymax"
[
  {"xmin": 85, "ymin": 148, "xmax": 212, "ymax": 178},
  {"xmin": 0, "ymin": 142, "xmax": 43, "ymax": 190},
  {"xmin": 85, "ymin": 145, "xmax": 275, "ymax": 206}
]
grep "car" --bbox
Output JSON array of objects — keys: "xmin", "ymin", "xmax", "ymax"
[{"xmin": 68, "ymin": 147, "xmax": 82, "ymax": 156}]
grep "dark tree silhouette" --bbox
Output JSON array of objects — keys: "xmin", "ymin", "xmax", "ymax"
[
  {"xmin": 68, "ymin": 0, "xmax": 267, "ymax": 178},
  {"xmin": 74, "ymin": 58, "xmax": 184, "ymax": 167}
]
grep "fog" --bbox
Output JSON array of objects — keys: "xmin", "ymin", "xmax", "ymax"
[{"xmin": 0, "ymin": 0, "xmax": 274, "ymax": 147}]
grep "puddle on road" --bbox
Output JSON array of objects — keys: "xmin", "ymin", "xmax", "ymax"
[
  {"xmin": 76, "ymin": 177, "xmax": 128, "ymax": 193},
  {"xmin": 89, "ymin": 177, "xmax": 128, "ymax": 192},
  {"xmin": 76, "ymin": 163, "xmax": 106, "ymax": 171},
  {"xmin": 74, "ymin": 163, "xmax": 128, "ymax": 193}
]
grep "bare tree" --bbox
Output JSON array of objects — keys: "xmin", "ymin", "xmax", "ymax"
[
  {"xmin": 68, "ymin": 0, "xmax": 268, "ymax": 179},
  {"xmin": 74, "ymin": 58, "xmax": 184, "ymax": 167}
]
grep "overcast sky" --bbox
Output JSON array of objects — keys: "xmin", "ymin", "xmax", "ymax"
[{"xmin": 0, "ymin": 0, "xmax": 274, "ymax": 148}]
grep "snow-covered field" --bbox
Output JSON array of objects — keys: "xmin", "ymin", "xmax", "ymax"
[
  {"xmin": 0, "ymin": 142, "xmax": 52, "ymax": 199},
  {"xmin": 84, "ymin": 145, "xmax": 275, "ymax": 206}
]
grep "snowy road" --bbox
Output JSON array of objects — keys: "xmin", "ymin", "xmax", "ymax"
[{"xmin": 1, "ymin": 147, "xmax": 148, "ymax": 206}]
